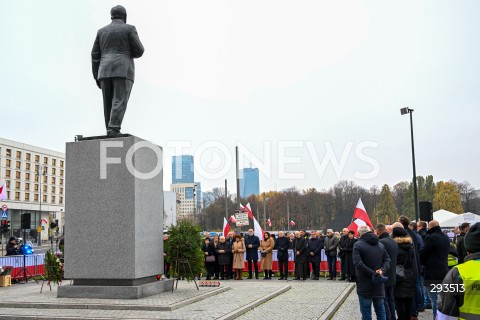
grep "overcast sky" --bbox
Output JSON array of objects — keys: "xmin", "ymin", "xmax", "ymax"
[{"xmin": 1, "ymin": 0, "xmax": 479, "ymax": 193}]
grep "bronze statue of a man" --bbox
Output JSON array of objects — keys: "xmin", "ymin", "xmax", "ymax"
[{"xmin": 91, "ymin": 5, "xmax": 144, "ymax": 136}]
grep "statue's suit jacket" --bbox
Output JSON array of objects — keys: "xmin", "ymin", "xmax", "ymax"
[{"xmin": 91, "ymin": 19, "xmax": 144, "ymax": 82}]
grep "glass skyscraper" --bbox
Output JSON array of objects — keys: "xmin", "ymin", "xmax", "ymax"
[
  {"xmin": 240, "ymin": 168, "xmax": 260, "ymax": 198},
  {"xmin": 172, "ymin": 155, "xmax": 194, "ymax": 184}
]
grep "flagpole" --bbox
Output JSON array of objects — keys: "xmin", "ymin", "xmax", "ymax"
[
  {"xmin": 235, "ymin": 146, "xmax": 241, "ymax": 233},
  {"xmin": 287, "ymin": 198, "xmax": 290, "ymax": 232},
  {"xmin": 225, "ymin": 179, "xmax": 228, "ymax": 220}
]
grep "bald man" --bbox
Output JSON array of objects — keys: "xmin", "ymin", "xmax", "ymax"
[{"xmin": 419, "ymin": 220, "xmax": 450, "ymax": 319}]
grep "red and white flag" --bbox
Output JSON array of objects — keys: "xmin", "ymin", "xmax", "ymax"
[
  {"xmin": 223, "ymin": 217, "xmax": 231, "ymax": 237},
  {"xmin": 229, "ymin": 215, "xmax": 237, "ymax": 223},
  {"xmin": 40, "ymin": 218, "xmax": 48, "ymax": 224},
  {"xmin": 347, "ymin": 198, "xmax": 373, "ymax": 235},
  {"xmin": 289, "ymin": 220, "xmax": 295, "ymax": 227},
  {"xmin": 253, "ymin": 216, "xmax": 264, "ymax": 239},
  {"xmin": 245, "ymin": 202, "xmax": 254, "ymax": 219},
  {"xmin": 0, "ymin": 182, "xmax": 7, "ymax": 201},
  {"xmin": 267, "ymin": 218, "xmax": 271, "ymax": 227}
]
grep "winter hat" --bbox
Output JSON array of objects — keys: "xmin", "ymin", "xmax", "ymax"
[
  {"xmin": 392, "ymin": 227, "xmax": 408, "ymax": 238},
  {"xmin": 464, "ymin": 222, "xmax": 480, "ymax": 253}
]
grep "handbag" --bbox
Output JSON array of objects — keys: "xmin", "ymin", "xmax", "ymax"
[
  {"xmin": 261, "ymin": 250, "xmax": 267, "ymax": 257},
  {"xmin": 396, "ymin": 254, "xmax": 408, "ymax": 283},
  {"xmin": 206, "ymin": 255, "xmax": 215, "ymax": 263}
]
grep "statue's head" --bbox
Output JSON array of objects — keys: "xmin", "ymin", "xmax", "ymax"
[{"xmin": 111, "ymin": 5, "xmax": 127, "ymax": 23}]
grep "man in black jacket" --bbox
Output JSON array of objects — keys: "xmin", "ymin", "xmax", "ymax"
[
  {"xmin": 244, "ymin": 229, "xmax": 260, "ymax": 279},
  {"xmin": 338, "ymin": 228, "xmax": 349, "ymax": 280},
  {"xmin": 308, "ymin": 232, "xmax": 323, "ymax": 280},
  {"xmin": 353, "ymin": 225, "xmax": 391, "ymax": 320},
  {"xmin": 91, "ymin": 5, "xmax": 144, "ymax": 136},
  {"xmin": 456, "ymin": 222, "xmax": 470, "ymax": 264},
  {"xmin": 376, "ymin": 224, "xmax": 398, "ymax": 320},
  {"xmin": 275, "ymin": 231, "xmax": 290, "ymax": 280},
  {"xmin": 419, "ymin": 220, "xmax": 450, "ymax": 319}
]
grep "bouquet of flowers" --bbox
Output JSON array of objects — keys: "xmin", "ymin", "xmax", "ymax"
[
  {"xmin": 44, "ymin": 250, "xmax": 63, "ymax": 285},
  {"xmin": 0, "ymin": 266, "xmax": 12, "ymax": 276}
]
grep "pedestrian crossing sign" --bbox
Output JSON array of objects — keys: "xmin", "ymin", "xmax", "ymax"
[{"xmin": 1, "ymin": 211, "xmax": 7, "ymax": 219}]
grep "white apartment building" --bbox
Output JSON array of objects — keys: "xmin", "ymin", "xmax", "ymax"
[
  {"xmin": 170, "ymin": 182, "xmax": 199, "ymax": 221},
  {"xmin": 0, "ymin": 137, "xmax": 65, "ymax": 241}
]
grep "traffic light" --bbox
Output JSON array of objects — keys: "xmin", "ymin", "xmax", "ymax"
[{"xmin": 1, "ymin": 220, "xmax": 10, "ymax": 233}]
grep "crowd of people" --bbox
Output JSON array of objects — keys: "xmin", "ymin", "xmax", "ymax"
[{"xmin": 162, "ymin": 218, "xmax": 479, "ymax": 320}]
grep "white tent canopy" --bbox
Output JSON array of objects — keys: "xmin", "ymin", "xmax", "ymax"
[
  {"xmin": 439, "ymin": 212, "xmax": 480, "ymax": 228},
  {"xmin": 433, "ymin": 209, "xmax": 458, "ymax": 224}
]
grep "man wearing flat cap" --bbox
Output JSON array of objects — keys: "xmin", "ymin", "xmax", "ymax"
[
  {"xmin": 91, "ymin": 5, "xmax": 144, "ymax": 136},
  {"xmin": 437, "ymin": 222, "xmax": 480, "ymax": 319}
]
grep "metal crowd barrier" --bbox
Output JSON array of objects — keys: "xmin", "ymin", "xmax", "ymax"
[{"xmin": 0, "ymin": 254, "xmax": 46, "ymax": 281}]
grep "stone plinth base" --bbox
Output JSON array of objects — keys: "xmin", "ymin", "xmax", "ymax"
[{"xmin": 57, "ymin": 279, "xmax": 174, "ymax": 299}]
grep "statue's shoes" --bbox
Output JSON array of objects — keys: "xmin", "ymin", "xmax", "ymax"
[{"xmin": 107, "ymin": 129, "xmax": 122, "ymax": 136}]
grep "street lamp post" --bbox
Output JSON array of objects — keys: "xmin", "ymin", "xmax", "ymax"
[
  {"xmin": 193, "ymin": 184, "xmax": 197, "ymax": 225},
  {"xmin": 263, "ymin": 193, "xmax": 268, "ymax": 230},
  {"xmin": 400, "ymin": 107, "xmax": 419, "ymax": 221},
  {"xmin": 36, "ymin": 165, "xmax": 45, "ymax": 246}
]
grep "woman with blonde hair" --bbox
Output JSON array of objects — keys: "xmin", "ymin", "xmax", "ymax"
[
  {"xmin": 260, "ymin": 232, "xmax": 275, "ymax": 280},
  {"xmin": 232, "ymin": 234, "xmax": 246, "ymax": 280}
]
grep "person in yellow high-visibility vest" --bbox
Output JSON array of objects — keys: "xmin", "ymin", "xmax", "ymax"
[
  {"xmin": 448, "ymin": 242, "xmax": 458, "ymax": 269},
  {"xmin": 437, "ymin": 222, "xmax": 480, "ymax": 320}
]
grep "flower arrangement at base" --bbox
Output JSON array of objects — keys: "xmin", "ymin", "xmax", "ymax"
[
  {"xmin": 168, "ymin": 220, "xmax": 204, "ymax": 282},
  {"xmin": 0, "ymin": 266, "xmax": 13, "ymax": 276},
  {"xmin": 44, "ymin": 250, "xmax": 64, "ymax": 285}
]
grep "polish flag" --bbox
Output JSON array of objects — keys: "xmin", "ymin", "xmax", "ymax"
[
  {"xmin": 353, "ymin": 198, "xmax": 373, "ymax": 229},
  {"xmin": 239, "ymin": 203, "xmax": 245, "ymax": 211},
  {"xmin": 347, "ymin": 198, "xmax": 373, "ymax": 235},
  {"xmin": 229, "ymin": 215, "xmax": 237, "ymax": 223},
  {"xmin": 253, "ymin": 216, "xmax": 264, "ymax": 239},
  {"xmin": 290, "ymin": 220, "xmax": 295, "ymax": 227},
  {"xmin": 223, "ymin": 217, "xmax": 231, "ymax": 237},
  {"xmin": 267, "ymin": 218, "xmax": 271, "ymax": 227},
  {"xmin": 0, "ymin": 182, "xmax": 7, "ymax": 201},
  {"xmin": 245, "ymin": 202, "xmax": 254, "ymax": 219},
  {"xmin": 40, "ymin": 218, "xmax": 48, "ymax": 224}
]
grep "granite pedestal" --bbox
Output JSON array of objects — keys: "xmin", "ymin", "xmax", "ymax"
[{"xmin": 58, "ymin": 135, "xmax": 173, "ymax": 299}]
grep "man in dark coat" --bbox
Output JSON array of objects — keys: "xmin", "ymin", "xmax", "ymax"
[
  {"xmin": 225, "ymin": 231, "xmax": 235, "ymax": 279},
  {"xmin": 419, "ymin": 220, "xmax": 450, "ymax": 319},
  {"xmin": 377, "ymin": 224, "xmax": 399, "ymax": 320},
  {"xmin": 456, "ymin": 222, "xmax": 470, "ymax": 264},
  {"xmin": 293, "ymin": 231, "xmax": 309, "ymax": 280},
  {"xmin": 6, "ymin": 237, "xmax": 20, "ymax": 256},
  {"xmin": 91, "ymin": 5, "xmax": 144, "ymax": 136},
  {"xmin": 399, "ymin": 216, "xmax": 424, "ymax": 315},
  {"xmin": 353, "ymin": 225, "xmax": 391, "ymax": 320},
  {"xmin": 244, "ymin": 229, "xmax": 260, "ymax": 279},
  {"xmin": 338, "ymin": 228, "xmax": 350, "ymax": 280},
  {"xmin": 275, "ymin": 231, "xmax": 290, "ymax": 280},
  {"xmin": 216, "ymin": 236, "xmax": 232, "ymax": 280},
  {"xmin": 324, "ymin": 229, "xmax": 339, "ymax": 280},
  {"xmin": 308, "ymin": 232, "xmax": 323, "ymax": 280},
  {"xmin": 418, "ymin": 221, "xmax": 428, "ymax": 241}
]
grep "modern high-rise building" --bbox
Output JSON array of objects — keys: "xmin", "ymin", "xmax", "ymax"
[
  {"xmin": 0, "ymin": 137, "xmax": 65, "ymax": 241},
  {"xmin": 240, "ymin": 168, "xmax": 260, "ymax": 198},
  {"xmin": 172, "ymin": 155, "xmax": 194, "ymax": 184},
  {"xmin": 170, "ymin": 155, "xmax": 201, "ymax": 221}
]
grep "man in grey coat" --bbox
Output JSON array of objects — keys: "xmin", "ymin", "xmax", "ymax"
[{"xmin": 92, "ymin": 5, "xmax": 144, "ymax": 136}]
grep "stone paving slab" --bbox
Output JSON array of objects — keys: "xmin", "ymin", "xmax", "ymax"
[
  {"xmin": 0, "ymin": 281, "xmax": 291, "ymax": 319},
  {"xmin": 0, "ymin": 281, "xmax": 225, "ymax": 310},
  {"xmin": 332, "ymin": 288, "xmax": 434, "ymax": 320},
  {"xmin": 237, "ymin": 280, "xmax": 352, "ymax": 320}
]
